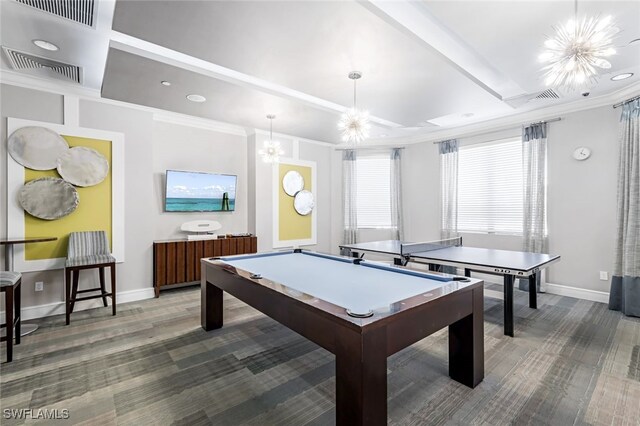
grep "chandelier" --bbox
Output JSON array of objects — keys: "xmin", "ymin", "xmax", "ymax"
[
  {"xmin": 259, "ymin": 114, "xmax": 284, "ymax": 163},
  {"xmin": 539, "ymin": 0, "xmax": 618, "ymax": 90},
  {"xmin": 338, "ymin": 71, "xmax": 370, "ymax": 144}
]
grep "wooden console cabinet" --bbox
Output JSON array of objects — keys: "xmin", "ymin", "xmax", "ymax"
[{"xmin": 153, "ymin": 236, "xmax": 257, "ymax": 297}]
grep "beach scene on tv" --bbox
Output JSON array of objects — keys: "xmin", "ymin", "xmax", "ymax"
[{"xmin": 165, "ymin": 170, "xmax": 237, "ymax": 212}]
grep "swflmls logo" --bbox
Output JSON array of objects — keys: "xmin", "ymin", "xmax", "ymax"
[{"xmin": 3, "ymin": 409, "xmax": 70, "ymax": 419}]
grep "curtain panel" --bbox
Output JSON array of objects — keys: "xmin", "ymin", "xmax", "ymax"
[
  {"xmin": 342, "ymin": 150, "xmax": 358, "ymax": 247},
  {"xmin": 439, "ymin": 139, "xmax": 459, "ymax": 240},
  {"xmin": 520, "ymin": 122, "xmax": 549, "ymax": 292},
  {"xmin": 609, "ymin": 99, "xmax": 640, "ymax": 317},
  {"xmin": 390, "ymin": 148, "xmax": 404, "ymax": 241}
]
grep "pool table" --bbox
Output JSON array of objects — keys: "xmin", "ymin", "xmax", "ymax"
[{"xmin": 201, "ymin": 250, "xmax": 484, "ymax": 426}]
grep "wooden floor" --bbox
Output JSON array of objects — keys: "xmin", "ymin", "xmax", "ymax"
[{"xmin": 1, "ymin": 284, "xmax": 639, "ymax": 425}]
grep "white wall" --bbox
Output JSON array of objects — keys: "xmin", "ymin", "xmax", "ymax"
[{"xmin": 393, "ymin": 105, "xmax": 620, "ymax": 294}]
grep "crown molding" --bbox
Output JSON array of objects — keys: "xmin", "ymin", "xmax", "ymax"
[
  {"xmin": 253, "ymin": 128, "xmax": 336, "ymax": 147},
  {"xmin": 0, "ymin": 69, "xmax": 101, "ymax": 98},
  {"xmin": 152, "ymin": 112, "xmax": 247, "ymax": 137},
  {"xmin": 367, "ymin": 82, "xmax": 640, "ymax": 146}
]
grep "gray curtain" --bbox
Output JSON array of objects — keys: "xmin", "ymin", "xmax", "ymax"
[
  {"xmin": 520, "ymin": 123, "xmax": 549, "ymax": 292},
  {"xmin": 439, "ymin": 139, "xmax": 458, "ymax": 240},
  {"xmin": 390, "ymin": 148, "xmax": 404, "ymax": 240},
  {"xmin": 342, "ymin": 150, "xmax": 358, "ymax": 247},
  {"xmin": 609, "ymin": 98, "xmax": 640, "ymax": 317}
]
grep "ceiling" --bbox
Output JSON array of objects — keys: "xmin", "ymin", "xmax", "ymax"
[{"xmin": 1, "ymin": 0, "xmax": 639, "ymax": 143}]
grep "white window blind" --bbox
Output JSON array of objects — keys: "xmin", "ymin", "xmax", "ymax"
[
  {"xmin": 355, "ymin": 153, "xmax": 392, "ymax": 228},
  {"xmin": 457, "ymin": 138, "xmax": 524, "ymax": 234}
]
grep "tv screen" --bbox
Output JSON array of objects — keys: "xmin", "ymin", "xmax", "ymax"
[{"xmin": 165, "ymin": 170, "xmax": 237, "ymax": 212}]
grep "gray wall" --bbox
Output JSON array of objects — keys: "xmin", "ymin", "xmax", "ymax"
[
  {"xmin": 386, "ymin": 105, "xmax": 620, "ymax": 293},
  {"xmin": 1, "ymin": 84, "xmax": 255, "ymax": 316},
  {"xmin": 252, "ymin": 133, "xmax": 333, "ymax": 253},
  {"xmin": 151, "ymin": 121, "xmax": 248, "ymax": 239}
]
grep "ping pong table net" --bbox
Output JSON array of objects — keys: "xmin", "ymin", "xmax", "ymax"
[{"xmin": 400, "ymin": 237, "xmax": 462, "ymax": 257}]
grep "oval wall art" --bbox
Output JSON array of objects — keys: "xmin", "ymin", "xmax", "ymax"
[
  {"xmin": 56, "ymin": 146, "xmax": 109, "ymax": 187},
  {"xmin": 19, "ymin": 177, "xmax": 79, "ymax": 220},
  {"xmin": 293, "ymin": 190, "xmax": 315, "ymax": 216},
  {"xmin": 8, "ymin": 126, "xmax": 69, "ymax": 170}
]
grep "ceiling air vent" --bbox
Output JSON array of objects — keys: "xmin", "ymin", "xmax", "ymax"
[
  {"xmin": 14, "ymin": 0, "xmax": 95, "ymax": 27},
  {"xmin": 2, "ymin": 47, "xmax": 81, "ymax": 84},
  {"xmin": 533, "ymin": 89, "xmax": 561, "ymax": 100}
]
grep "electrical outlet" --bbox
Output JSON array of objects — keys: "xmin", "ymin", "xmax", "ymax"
[
  {"xmin": 35, "ymin": 281, "xmax": 44, "ymax": 291},
  {"xmin": 599, "ymin": 271, "xmax": 608, "ymax": 281}
]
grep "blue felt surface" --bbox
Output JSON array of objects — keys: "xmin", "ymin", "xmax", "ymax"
[{"xmin": 221, "ymin": 252, "xmax": 449, "ymax": 314}]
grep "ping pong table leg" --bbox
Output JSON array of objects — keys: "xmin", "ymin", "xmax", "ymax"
[
  {"xmin": 503, "ymin": 275, "xmax": 514, "ymax": 337},
  {"xmin": 529, "ymin": 273, "xmax": 538, "ymax": 309}
]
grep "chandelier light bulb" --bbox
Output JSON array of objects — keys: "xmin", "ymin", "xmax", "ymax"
[
  {"xmin": 259, "ymin": 114, "xmax": 285, "ymax": 163},
  {"xmin": 539, "ymin": 2, "xmax": 618, "ymax": 90},
  {"xmin": 339, "ymin": 71, "xmax": 370, "ymax": 144}
]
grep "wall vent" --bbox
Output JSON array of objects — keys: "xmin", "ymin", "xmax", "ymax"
[
  {"xmin": 2, "ymin": 47, "xmax": 82, "ymax": 84},
  {"xmin": 533, "ymin": 89, "xmax": 561, "ymax": 100},
  {"xmin": 14, "ymin": 0, "xmax": 95, "ymax": 27}
]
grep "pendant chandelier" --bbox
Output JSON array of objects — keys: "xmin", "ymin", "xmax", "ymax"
[
  {"xmin": 338, "ymin": 71, "xmax": 370, "ymax": 144},
  {"xmin": 539, "ymin": 0, "xmax": 618, "ymax": 90},
  {"xmin": 259, "ymin": 114, "xmax": 284, "ymax": 163}
]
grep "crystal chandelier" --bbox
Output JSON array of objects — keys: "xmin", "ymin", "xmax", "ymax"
[
  {"xmin": 539, "ymin": 0, "xmax": 618, "ymax": 90},
  {"xmin": 259, "ymin": 115, "xmax": 284, "ymax": 163},
  {"xmin": 338, "ymin": 71, "xmax": 370, "ymax": 144}
]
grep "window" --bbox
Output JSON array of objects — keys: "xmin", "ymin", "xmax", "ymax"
[
  {"xmin": 355, "ymin": 153, "xmax": 392, "ymax": 228},
  {"xmin": 456, "ymin": 138, "xmax": 524, "ymax": 234}
]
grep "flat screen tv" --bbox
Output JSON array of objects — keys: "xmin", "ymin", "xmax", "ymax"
[{"xmin": 165, "ymin": 170, "xmax": 237, "ymax": 212}]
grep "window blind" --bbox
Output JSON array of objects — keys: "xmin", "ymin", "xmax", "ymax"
[
  {"xmin": 355, "ymin": 153, "xmax": 392, "ymax": 228},
  {"xmin": 456, "ymin": 139, "xmax": 524, "ymax": 234}
]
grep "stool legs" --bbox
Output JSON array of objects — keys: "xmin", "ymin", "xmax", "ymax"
[
  {"xmin": 99, "ymin": 267, "xmax": 108, "ymax": 307},
  {"xmin": 5, "ymin": 286, "xmax": 14, "ymax": 362},
  {"xmin": 65, "ymin": 264, "xmax": 116, "ymax": 324},
  {"xmin": 65, "ymin": 267, "xmax": 71, "ymax": 325},
  {"xmin": 14, "ymin": 281, "xmax": 21, "ymax": 345},
  {"xmin": 110, "ymin": 263, "xmax": 116, "ymax": 316}
]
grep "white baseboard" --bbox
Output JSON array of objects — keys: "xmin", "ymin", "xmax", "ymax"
[
  {"xmin": 1, "ymin": 287, "xmax": 155, "ymax": 322},
  {"xmin": 544, "ymin": 283, "xmax": 609, "ymax": 304}
]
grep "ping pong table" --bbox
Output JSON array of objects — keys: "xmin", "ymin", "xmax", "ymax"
[{"xmin": 339, "ymin": 237, "xmax": 560, "ymax": 337}]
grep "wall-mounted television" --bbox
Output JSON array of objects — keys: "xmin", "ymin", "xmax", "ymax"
[{"xmin": 165, "ymin": 170, "xmax": 237, "ymax": 212}]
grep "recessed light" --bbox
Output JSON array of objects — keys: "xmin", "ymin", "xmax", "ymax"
[
  {"xmin": 462, "ymin": 112, "xmax": 475, "ymax": 118},
  {"xmin": 32, "ymin": 39, "xmax": 58, "ymax": 51},
  {"xmin": 186, "ymin": 94, "xmax": 206, "ymax": 103},
  {"xmin": 161, "ymin": 80, "xmax": 171, "ymax": 86},
  {"xmin": 611, "ymin": 73, "xmax": 634, "ymax": 81}
]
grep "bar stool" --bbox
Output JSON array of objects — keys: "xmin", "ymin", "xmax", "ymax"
[
  {"xmin": 1, "ymin": 271, "xmax": 21, "ymax": 362},
  {"xmin": 65, "ymin": 231, "xmax": 116, "ymax": 325}
]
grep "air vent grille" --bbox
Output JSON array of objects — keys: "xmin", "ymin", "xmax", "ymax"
[
  {"xmin": 534, "ymin": 89, "xmax": 560, "ymax": 100},
  {"xmin": 14, "ymin": 0, "xmax": 95, "ymax": 27},
  {"xmin": 2, "ymin": 47, "xmax": 81, "ymax": 83}
]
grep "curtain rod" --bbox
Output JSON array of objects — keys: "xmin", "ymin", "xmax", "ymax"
[
  {"xmin": 432, "ymin": 117, "xmax": 562, "ymax": 144},
  {"xmin": 613, "ymin": 94, "xmax": 640, "ymax": 108},
  {"xmin": 334, "ymin": 146, "xmax": 405, "ymax": 151}
]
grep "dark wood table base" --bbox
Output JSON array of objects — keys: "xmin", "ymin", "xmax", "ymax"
[{"xmin": 201, "ymin": 261, "xmax": 484, "ymax": 425}]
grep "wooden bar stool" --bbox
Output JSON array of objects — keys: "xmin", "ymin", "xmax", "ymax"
[
  {"xmin": 1, "ymin": 271, "xmax": 21, "ymax": 362},
  {"xmin": 65, "ymin": 231, "xmax": 116, "ymax": 325}
]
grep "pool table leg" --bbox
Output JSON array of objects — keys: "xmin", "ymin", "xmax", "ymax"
[
  {"xmin": 201, "ymin": 280, "xmax": 223, "ymax": 331},
  {"xmin": 449, "ymin": 286, "xmax": 484, "ymax": 387},
  {"xmin": 503, "ymin": 275, "xmax": 514, "ymax": 337},
  {"xmin": 335, "ymin": 326, "xmax": 387, "ymax": 426}
]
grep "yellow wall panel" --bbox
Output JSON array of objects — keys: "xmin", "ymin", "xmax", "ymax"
[
  {"xmin": 24, "ymin": 135, "xmax": 112, "ymax": 260},
  {"xmin": 278, "ymin": 164, "xmax": 312, "ymax": 241}
]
